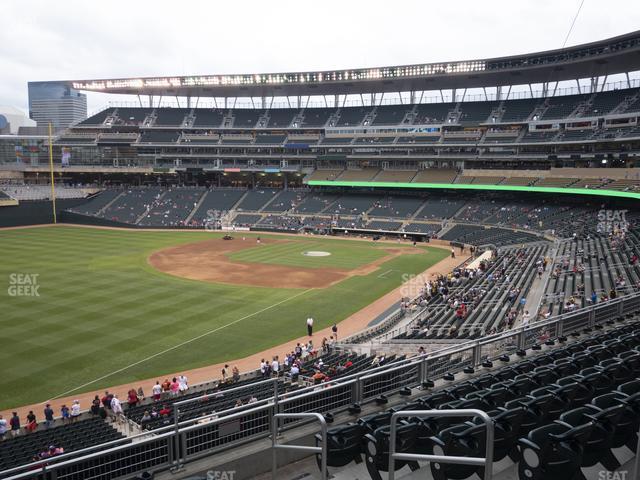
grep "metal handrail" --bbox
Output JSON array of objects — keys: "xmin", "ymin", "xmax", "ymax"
[
  {"xmin": 388, "ymin": 409, "xmax": 494, "ymax": 480},
  {"xmin": 271, "ymin": 413, "xmax": 327, "ymax": 480}
]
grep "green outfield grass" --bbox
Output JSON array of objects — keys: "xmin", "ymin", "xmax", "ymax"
[
  {"xmin": 227, "ymin": 238, "xmax": 390, "ymax": 269},
  {"xmin": 0, "ymin": 226, "xmax": 448, "ymax": 410}
]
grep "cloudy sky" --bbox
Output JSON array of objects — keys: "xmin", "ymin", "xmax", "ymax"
[{"xmin": 1, "ymin": 0, "xmax": 639, "ymax": 114}]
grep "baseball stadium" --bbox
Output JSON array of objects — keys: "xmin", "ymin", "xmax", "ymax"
[{"xmin": 2, "ymin": 11, "xmax": 640, "ymax": 480}]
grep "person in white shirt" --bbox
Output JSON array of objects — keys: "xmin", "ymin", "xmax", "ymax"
[
  {"xmin": 152, "ymin": 382, "xmax": 163, "ymax": 401},
  {"xmin": 178, "ymin": 374, "xmax": 188, "ymax": 393},
  {"xmin": 0, "ymin": 414, "xmax": 7, "ymax": 440},
  {"xmin": 110, "ymin": 395, "xmax": 123, "ymax": 422},
  {"xmin": 522, "ymin": 310, "xmax": 531, "ymax": 327},
  {"xmin": 70, "ymin": 400, "xmax": 81, "ymax": 422},
  {"xmin": 271, "ymin": 356, "xmax": 280, "ymax": 377},
  {"xmin": 306, "ymin": 317, "xmax": 314, "ymax": 336}
]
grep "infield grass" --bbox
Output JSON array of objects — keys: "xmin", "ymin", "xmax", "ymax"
[
  {"xmin": 0, "ymin": 226, "xmax": 448, "ymax": 410},
  {"xmin": 228, "ymin": 238, "xmax": 389, "ymax": 269}
]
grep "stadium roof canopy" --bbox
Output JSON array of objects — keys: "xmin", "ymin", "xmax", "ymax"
[{"xmin": 65, "ymin": 30, "xmax": 640, "ymax": 98}]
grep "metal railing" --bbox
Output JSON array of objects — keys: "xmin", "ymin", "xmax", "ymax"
[
  {"xmin": 271, "ymin": 413, "xmax": 327, "ymax": 480},
  {"xmin": 388, "ymin": 409, "xmax": 494, "ymax": 480},
  {"xmin": 3, "ymin": 291, "xmax": 638, "ymax": 480}
]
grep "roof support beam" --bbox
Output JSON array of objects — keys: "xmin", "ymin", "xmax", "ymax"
[
  {"xmin": 576, "ymin": 79, "xmax": 582, "ymax": 94},
  {"xmin": 600, "ymin": 75, "xmax": 608, "ymax": 92}
]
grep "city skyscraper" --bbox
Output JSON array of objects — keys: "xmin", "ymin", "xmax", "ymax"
[{"xmin": 27, "ymin": 81, "xmax": 87, "ymax": 131}]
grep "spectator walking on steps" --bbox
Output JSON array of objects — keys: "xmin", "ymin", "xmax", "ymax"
[
  {"xmin": 307, "ymin": 317, "xmax": 314, "ymax": 336},
  {"xmin": 332, "ymin": 323, "xmax": 338, "ymax": 340}
]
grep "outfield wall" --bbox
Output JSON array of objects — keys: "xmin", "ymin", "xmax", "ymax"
[{"xmin": 0, "ymin": 199, "xmax": 86, "ymax": 228}]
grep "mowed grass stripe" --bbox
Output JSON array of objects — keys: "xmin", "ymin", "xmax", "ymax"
[
  {"xmin": 0, "ymin": 226, "xmax": 448, "ymax": 410},
  {"xmin": 228, "ymin": 240, "xmax": 388, "ymax": 270}
]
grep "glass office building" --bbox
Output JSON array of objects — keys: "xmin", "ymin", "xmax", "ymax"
[{"xmin": 27, "ymin": 81, "xmax": 87, "ymax": 131}]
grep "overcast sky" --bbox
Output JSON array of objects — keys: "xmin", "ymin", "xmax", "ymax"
[{"xmin": 1, "ymin": 0, "xmax": 639, "ymax": 114}]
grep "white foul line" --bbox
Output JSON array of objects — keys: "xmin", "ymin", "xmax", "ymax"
[
  {"xmin": 43, "ymin": 288, "xmax": 314, "ymax": 403},
  {"xmin": 377, "ymin": 269, "xmax": 394, "ymax": 278}
]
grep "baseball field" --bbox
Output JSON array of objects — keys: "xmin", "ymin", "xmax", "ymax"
[{"xmin": 0, "ymin": 225, "xmax": 449, "ymax": 411}]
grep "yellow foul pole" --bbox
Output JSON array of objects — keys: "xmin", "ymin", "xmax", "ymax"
[{"xmin": 48, "ymin": 122, "xmax": 57, "ymax": 224}]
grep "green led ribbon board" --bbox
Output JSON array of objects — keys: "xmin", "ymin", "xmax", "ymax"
[{"xmin": 307, "ymin": 180, "xmax": 640, "ymax": 200}]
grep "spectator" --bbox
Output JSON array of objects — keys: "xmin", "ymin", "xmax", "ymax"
[
  {"xmin": 110, "ymin": 395, "xmax": 123, "ymax": 422},
  {"xmin": 25, "ymin": 411, "xmax": 37, "ymax": 433},
  {"xmin": 101, "ymin": 391, "xmax": 113, "ymax": 410},
  {"xmin": 60, "ymin": 405, "xmax": 70, "ymax": 423},
  {"xmin": 10, "ymin": 412, "xmax": 20, "ymax": 437},
  {"xmin": 152, "ymin": 381, "xmax": 163, "ymax": 401},
  {"xmin": 127, "ymin": 389, "xmax": 139, "ymax": 407},
  {"xmin": 43, "ymin": 404, "xmax": 54, "ymax": 429},
  {"xmin": 159, "ymin": 405, "xmax": 171, "ymax": 417},
  {"xmin": 170, "ymin": 377, "xmax": 180, "ymax": 397},
  {"xmin": 91, "ymin": 395, "xmax": 101, "ymax": 415},
  {"xmin": 232, "ymin": 366, "xmax": 240, "ymax": 382},
  {"xmin": 137, "ymin": 386, "xmax": 145, "ymax": 400},
  {"xmin": 0, "ymin": 414, "xmax": 6, "ymax": 441},
  {"xmin": 140, "ymin": 411, "xmax": 152, "ymax": 426},
  {"xmin": 222, "ymin": 365, "xmax": 229, "ymax": 382},
  {"xmin": 331, "ymin": 323, "xmax": 338, "ymax": 340},
  {"xmin": 178, "ymin": 374, "xmax": 188, "ymax": 393},
  {"xmin": 70, "ymin": 400, "xmax": 81, "ymax": 422},
  {"xmin": 161, "ymin": 378, "xmax": 171, "ymax": 393},
  {"xmin": 271, "ymin": 356, "xmax": 280, "ymax": 377}
]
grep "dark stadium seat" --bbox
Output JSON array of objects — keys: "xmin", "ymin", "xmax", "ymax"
[
  {"xmin": 314, "ymin": 423, "xmax": 364, "ymax": 472},
  {"xmin": 518, "ymin": 422, "xmax": 593, "ymax": 480},
  {"xmin": 363, "ymin": 423, "xmax": 420, "ymax": 480},
  {"xmin": 559, "ymin": 405, "xmax": 624, "ymax": 470}
]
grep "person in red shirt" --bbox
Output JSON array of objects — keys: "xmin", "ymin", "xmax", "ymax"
[
  {"xmin": 127, "ymin": 389, "xmax": 139, "ymax": 407},
  {"xmin": 312, "ymin": 371, "xmax": 326, "ymax": 384},
  {"xmin": 161, "ymin": 379, "xmax": 171, "ymax": 392},
  {"xmin": 343, "ymin": 360, "xmax": 353, "ymax": 369}
]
